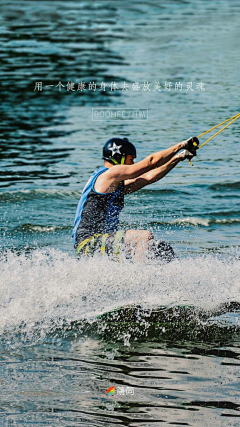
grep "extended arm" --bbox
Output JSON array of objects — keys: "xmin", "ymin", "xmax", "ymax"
[
  {"xmin": 96, "ymin": 137, "xmax": 199, "ymax": 193},
  {"xmin": 108, "ymin": 141, "xmax": 185, "ymax": 182},
  {"xmin": 124, "ymin": 150, "xmax": 193, "ymax": 194}
]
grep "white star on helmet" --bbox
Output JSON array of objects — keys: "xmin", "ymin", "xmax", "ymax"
[{"xmin": 109, "ymin": 142, "xmax": 122, "ymax": 156}]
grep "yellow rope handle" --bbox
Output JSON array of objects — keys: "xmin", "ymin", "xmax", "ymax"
[
  {"xmin": 199, "ymin": 113, "xmax": 240, "ymax": 149},
  {"xmin": 197, "ymin": 112, "xmax": 240, "ymax": 139},
  {"xmin": 187, "ymin": 112, "xmax": 240, "ymax": 166}
]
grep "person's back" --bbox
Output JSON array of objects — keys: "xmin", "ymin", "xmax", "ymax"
[{"xmin": 72, "ymin": 166, "xmax": 124, "ymax": 247}]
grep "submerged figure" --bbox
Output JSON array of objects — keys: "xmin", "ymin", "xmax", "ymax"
[{"xmin": 72, "ymin": 136, "xmax": 199, "ymax": 262}]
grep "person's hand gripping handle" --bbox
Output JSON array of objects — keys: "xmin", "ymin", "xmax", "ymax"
[{"xmin": 182, "ymin": 136, "xmax": 199, "ymax": 166}]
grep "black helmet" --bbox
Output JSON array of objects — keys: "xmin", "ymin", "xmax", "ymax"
[{"xmin": 102, "ymin": 137, "xmax": 136, "ymax": 165}]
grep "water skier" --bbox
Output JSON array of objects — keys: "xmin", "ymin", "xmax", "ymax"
[{"xmin": 72, "ymin": 137, "xmax": 199, "ymax": 261}]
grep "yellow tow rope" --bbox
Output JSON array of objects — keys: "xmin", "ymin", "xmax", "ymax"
[{"xmin": 188, "ymin": 112, "xmax": 240, "ymax": 166}]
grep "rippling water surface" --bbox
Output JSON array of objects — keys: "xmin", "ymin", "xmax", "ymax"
[{"xmin": 1, "ymin": 0, "xmax": 240, "ymax": 426}]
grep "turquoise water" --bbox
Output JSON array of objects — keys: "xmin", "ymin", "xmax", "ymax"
[{"xmin": 1, "ymin": 1, "xmax": 240, "ymax": 426}]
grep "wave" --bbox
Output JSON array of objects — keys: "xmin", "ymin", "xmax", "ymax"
[
  {"xmin": 170, "ymin": 217, "xmax": 210, "ymax": 227},
  {"xmin": 0, "ymin": 249, "xmax": 239, "ymax": 344},
  {"xmin": 9, "ymin": 217, "xmax": 240, "ymax": 236},
  {"xmin": 209, "ymin": 181, "xmax": 240, "ymax": 191},
  {"xmin": 151, "ymin": 216, "xmax": 240, "ymax": 227},
  {"xmin": 91, "ymin": 303, "xmax": 240, "ymax": 344},
  {"xmin": 0, "ymin": 188, "xmax": 82, "ymax": 202},
  {"xmin": 0, "ymin": 188, "xmax": 190, "ymax": 203},
  {"xmin": 13, "ymin": 223, "xmax": 71, "ymax": 233},
  {"xmin": 215, "ymin": 218, "xmax": 240, "ymax": 224}
]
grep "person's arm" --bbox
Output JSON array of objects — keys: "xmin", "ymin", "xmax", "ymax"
[
  {"xmin": 96, "ymin": 137, "xmax": 199, "ymax": 193},
  {"xmin": 124, "ymin": 150, "xmax": 193, "ymax": 194},
  {"xmin": 107, "ymin": 141, "xmax": 185, "ymax": 183}
]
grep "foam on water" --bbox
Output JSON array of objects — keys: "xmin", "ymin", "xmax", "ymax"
[
  {"xmin": 14, "ymin": 224, "xmax": 70, "ymax": 233},
  {"xmin": 170, "ymin": 217, "xmax": 240, "ymax": 227},
  {"xmin": 1, "ymin": 249, "xmax": 239, "ymax": 339},
  {"xmin": 171, "ymin": 217, "xmax": 210, "ymax": 227}
]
